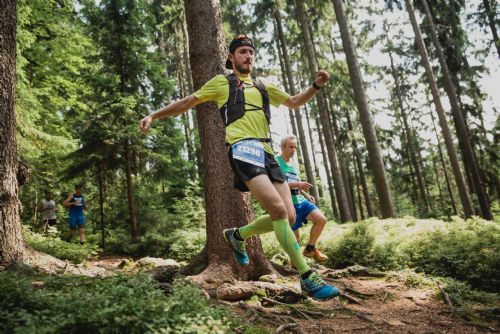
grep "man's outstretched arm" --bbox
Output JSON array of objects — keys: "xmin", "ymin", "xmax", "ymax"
[
  {"xmin": 139, "ymin": 95, "xmax": 202, "ymax": 134},
  {"xmin": 282, "ymin": 70, "xmax": 330, "ymax": 110}
]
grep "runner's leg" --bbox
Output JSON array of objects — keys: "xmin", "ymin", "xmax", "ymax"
[
  {"xmin": 244, "ymin": 175, "xmax": 310, "ymax": 275},
  {"xmin": 306, "ymin": 209, "xmax": 327, "ymax": 245}
]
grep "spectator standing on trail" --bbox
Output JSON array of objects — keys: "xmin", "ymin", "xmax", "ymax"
[
  {"xmin": 63, "ymin": 184, "xmax": 86, "ymax": 245},
  {"xmin": 277, "ymin": 135, "xmax": 329, "ymax": 264},
  {"xmin": 139, "ymin": 34, "xmax": 339, "ymax": 300},
  {"xmin": 37, "ymin": 190, "xmax": 58, "ymax": 233}
]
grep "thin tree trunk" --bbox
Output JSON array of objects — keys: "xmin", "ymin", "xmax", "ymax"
[
  {"xmin": 296, "ymin": 0, "xmax": 352, "ymax": 222},
  {"xmin": 274, "ymin": 28, "xmax": 298, "ymax": 137},
  {"xmin": 405, "ymin": 0, "xmax": 473, "ymax": 218},
  {"xmin": 124, "ymin": 139, "xmax": 138, "ymax": 241},
  {"xmin": 421, "ymin": 0, "xmax": 492, "ymax": 220},
  {"xmin": 430, "ymin": 105, "xmax": 458, "ymax": 216},
  {"xmin": 345, "ymin": 110, "xmax": 374, "ymax": 217},
  {"xmin": 304, "ymin": 104, "xmax": 323, "ymax": 200},
  {"xmin": 431, "ymin": 151, "xmax": 447, "ymax": 217},
  {"xmin": 184, "ymin": 0, "xmax": 273, "ymax": 280},
  {"xmin": 482, "ymin": 0, "xmax": 500, "ymax": 58},
  {"xmin": 354, "ymin": 162, "xmax": 365, "ymax": 220},
  {"xmin": 343, "ymin": 161, "xmax": 357, "ymax": 221},
  {"xmin": 385, "ymin": 33, "xmax": 429, "ymax": 212},
  {"xmin": 333, "ymin": 0, "xmax": 396, "ymax": 218},
  {"xmin": 316, "ymin": 116, "xmax": 338, "ymax": 218},
  {"xmin": 98, "ymin": 168, "xmax": 105, "ymax": 248},
  {"xmin": 0, "ymin": 0, "xmax": 27, "ymax": 265},
  {"xmin": 274, "ymin": 8, "xmax": 319, "ymax": 201}
]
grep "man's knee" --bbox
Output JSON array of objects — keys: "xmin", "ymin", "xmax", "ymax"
[
  {"xmin": 268, "ymin": 202, "xmax": 288, "ymax": 220},
  {"xmin": 312, "ymin": 212, "xmax": 327, "ymax": 226}
]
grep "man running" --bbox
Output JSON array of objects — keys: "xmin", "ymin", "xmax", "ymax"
[
  {"xmin": 63, "ymin": 184, "xmax": 86, "ymax": 244},
  {"xmin": 139, "ymin": 34, "xmax": 338, "ymax": 300},
  {"xmin": 277, "ymin": 135, "xmax": 329, "ymax": 264},
  {"xmin": 37, "ymin": 190, "xmax": 58, "ymax": 233}
]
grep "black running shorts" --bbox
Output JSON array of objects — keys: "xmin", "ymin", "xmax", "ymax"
[{"xmin": 228, "ymin": 148, "xmax": 285, "ymax": 192}]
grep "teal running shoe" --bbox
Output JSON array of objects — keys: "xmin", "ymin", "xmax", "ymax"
[
  {"xmin": 301, "ymin": 272, "xmax": 340, "ymax": 300},
  {"xmin": 223, "ymin": 228, "xmax": 249, "ymax": 266}
]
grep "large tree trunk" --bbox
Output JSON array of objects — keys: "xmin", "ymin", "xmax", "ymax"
[
  {"xmin": 273, "ymin": 8, "xmax": 319, "ymax": 202},
  {"xmin": 405, "ymin": 0, "xmax": 473, "ymax": 218},
  {"xmin": 0, "ymin": 0, "xmax": 26, "ymax": 266},
  {"xmin": 332, "ymin": 0, "xmax": 396, "ymax": 218},
  {"xmin": 295, "ymin": 0, "xmax": 352, "ymax": 222},
  {"xmin": 421, "ymin": 0, "xmax": 492, "ymax": 220},
  {"xmin": 184, "ymin": 0, "xmax": 273, "ymax": 283}
]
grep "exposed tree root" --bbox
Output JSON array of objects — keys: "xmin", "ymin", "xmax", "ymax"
[
  {"xmin": 20, "ymin": 249, "xmax": 109, "ymax": 277},
  {"xmin": 216, "ymin": 280, "xmax": 304, "ymax": 302},
  {"xmin": 320, "ymin": 265, "xmax": 385, "ymax": 279}
]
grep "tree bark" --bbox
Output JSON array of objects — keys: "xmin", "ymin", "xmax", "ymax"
[
  {"xmin": 295, "ymin": 0, "xmax": 352, "ymax": 222},
  {"xmin": 184, "ymin": 0, "xmax": 273, "ymax": 282},
  {"xmin": 274, "ymin": 21, "xmax": 299, "ymax": 139},
  {"xmin": 273, "ymin": 8, "xmax": 319, "ymax": 201},
  {"xmin": 482, "ymin": 0, "xmax": 500, "ymax": 58},
  {"xmin": 421, "ymin": 0, "xmax": 492, "ymax": 220},
  {"xmin": 98, "ymin": 168, "xmax": 105, "ymax": 248},
  {"xmin": 0, "ymin": 0, "xmax": 27, "ymax": 266},
  {"xmin": 304, "ymin": 104, "xmax": 324, "ymax": 200},
  {"xmin": 124, "ymin": 139, "xmax": 138, "ymax": 241},
  {"xmin": 332, "ymin": 0, "xmax": 396, "ymax": 218},
  {"xmin": 430, "ymin": 111, "xmax": 458, "ymax": 216},
  {"xmin": 345, "ymin": 110, "xmax": 374, "ymax": 217},
  {"xmin": 404, "ymin": 0, "xmax": 473, "ymax": 218}
]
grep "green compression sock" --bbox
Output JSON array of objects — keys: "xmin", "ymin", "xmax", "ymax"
[
  {"xmin": 239, "ymin": 214, "xmax": 274, "ymax": 240},
  {"xmin": 273, "ymin": 218, "xmax": 310, "ymax": 274}
]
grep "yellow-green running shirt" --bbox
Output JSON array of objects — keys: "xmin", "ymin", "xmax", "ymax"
[{"xmin": 193, "ymin": 74, "xmax": 290, "ymax": 153}]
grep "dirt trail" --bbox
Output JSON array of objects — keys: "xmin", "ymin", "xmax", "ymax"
[
  {"xmin": 235, "ymin": 276, "xmax": 498, "ymax": 334},
  {"xmin": 88, "ymin": 256, "xmax": 498, "ymax": 333}
]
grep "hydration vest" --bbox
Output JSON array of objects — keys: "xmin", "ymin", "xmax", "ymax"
[{"xmin": 219, "ymin": 73, "xmax": 271, "ymax": 127}]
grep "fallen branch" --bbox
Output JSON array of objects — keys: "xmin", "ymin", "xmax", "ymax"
[
  {"xmin": 353, "ymin": 311, "xmax": 374, "ymax": 323},
  {"xmin": 323, "ymin": 265, "xmax": 386, "ymax": 279},
  {"xmin": 340, "ymin": 292, "xmax": 362, "ymax": 305},
  {"xmin": 261, "ymin": 297, "xmax": 312, "ymax": 320},
  {"xmin": 437, "ymin": 284, "xmax": 454, "ymax": 313},
  {"xmin": 344, "ymin": 287, "xmax": 377, "ymax": 297},
  {"xmin": 237, "ymin": 301, "xmax": 283, "ymax": 326}
]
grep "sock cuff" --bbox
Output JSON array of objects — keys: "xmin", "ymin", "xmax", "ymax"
[{"xmin": 272, "ymin": 218, "xmax": 289, "ymax": 226}]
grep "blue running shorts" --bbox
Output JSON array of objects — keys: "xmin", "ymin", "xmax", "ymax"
[{"xmin": 291, "ymin": 199, "xmax": 318, "ymax": 231}]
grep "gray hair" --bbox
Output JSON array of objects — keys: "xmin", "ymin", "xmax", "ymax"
[{"xmin": 280, "ymin": 135, "xmax": 297, "ymax": 149}]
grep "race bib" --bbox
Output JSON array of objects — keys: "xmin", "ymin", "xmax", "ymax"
[
  {"xmin": 285, "ymin": 172, "xmax": 300, "ymax": 183},
  {"xmin": 232, "ymin": 140, "xmax": 265, "ymax": 168}
]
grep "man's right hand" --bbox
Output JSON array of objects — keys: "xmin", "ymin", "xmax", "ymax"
[
  {"xmin": 297, "ymin": 181, "xmax": 313, "ymax": 191},
  {"xmin": 139, "ymin": 115, "xmax": 153, "ymax": 134}
]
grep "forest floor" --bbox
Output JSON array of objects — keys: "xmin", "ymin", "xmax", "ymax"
[
  {"xmin": 237, "ymin": 274, "xmax": 498, "ymax": 334},
  {"xmin": 89, "ymin": 256, "xmax": 499, "ymax": 334}
]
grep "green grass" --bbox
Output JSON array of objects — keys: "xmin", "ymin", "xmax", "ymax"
[
  {"xmin": 260, "ymin": 216, "xmax": 500, "ymax": 291},
  {"xmin": 0, "ymin": 270, "xmax": 269, "ymax": 334}
]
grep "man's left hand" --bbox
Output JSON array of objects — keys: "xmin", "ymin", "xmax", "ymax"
[{"xmin": 314, "ymin": 70, "xmax": 330, "ymax": 88}]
